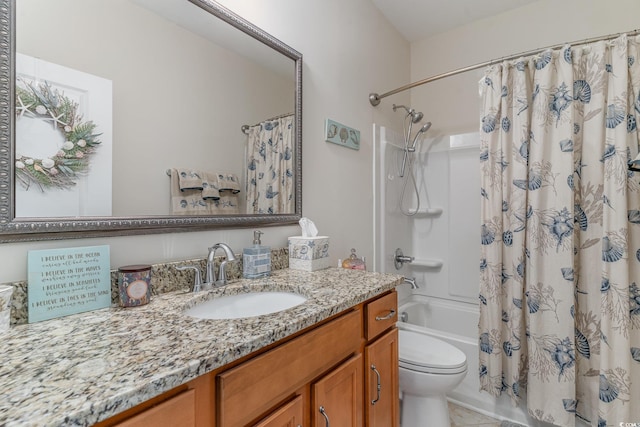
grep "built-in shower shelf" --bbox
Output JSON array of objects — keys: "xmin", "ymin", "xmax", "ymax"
[
  {"xmin": 412, "ymin": 207, "xmax": 444, "ymax": 217},
  {"xmin": 411, "ymin": 259, "xmax": 444, "ymax": 269}
]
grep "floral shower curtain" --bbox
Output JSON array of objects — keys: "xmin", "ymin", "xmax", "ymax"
[
  {"xmin": 246, "ymin": 114, "xmax": 294, "ymax": 214},
  {"xmin": 479, "ymin": 34, "xmax": 640, "ymax": 426}
]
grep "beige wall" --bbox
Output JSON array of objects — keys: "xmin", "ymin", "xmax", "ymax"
[
  {"xmin": 409, "ymin": 0, "xmax": 640, "ymax": 135},
  {"xmin": 0, "ymin": 0, "xmax": 409, "ymax": 282},
  {"xmin": 216, "ymin": 0, "xmax": 412, "ymax": 268}
]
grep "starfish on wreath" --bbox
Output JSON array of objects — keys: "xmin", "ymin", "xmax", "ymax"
[{"xmin": 16, "ymin": 95, "xmax": 33, "ymax": 118}]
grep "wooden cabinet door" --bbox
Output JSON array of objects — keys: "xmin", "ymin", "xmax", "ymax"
[
  {"xmin": 312, "ymin": 354, "xmax": 363, "ymax": 427},
  {"xmin": 254, "ymin": 395, "xmax": 304, "ymax": 427},
  {"xmin": 365, "ymin": 328, "xmax": 399, "ymax": 427}
]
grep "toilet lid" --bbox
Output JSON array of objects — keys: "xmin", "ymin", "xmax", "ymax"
[{"xmin": 399, "ymin": 329, "xmax": 467, "ymax": 373}]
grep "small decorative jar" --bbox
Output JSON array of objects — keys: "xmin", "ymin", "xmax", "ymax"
[
  {"xmin": 117, "ymin": 265, "xmax": 152, "ymax": 307},
  {"xmin": 342, "ymin": 248, "xmax": 366, "ymax": 270}
]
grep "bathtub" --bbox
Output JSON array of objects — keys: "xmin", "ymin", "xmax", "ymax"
[{"xmin": 397, "ymin": 294, "xmax": 550, "ymax": 427}]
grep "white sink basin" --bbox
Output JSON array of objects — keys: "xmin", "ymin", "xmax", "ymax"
[{"xmin": 184, "ymin": 291, "xmax": 307, "ymax": 320}]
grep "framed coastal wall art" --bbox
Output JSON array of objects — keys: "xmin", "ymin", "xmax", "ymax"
[
  {"xmin": 15, "ymin": 53, "xmax": 113, "ymax": 217},
  {"xmin": 324, "ymin": 118, "xmax": 360, "ymax": 150}
]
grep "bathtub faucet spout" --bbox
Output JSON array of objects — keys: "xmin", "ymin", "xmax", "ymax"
[{"xmin": 404, "ymin": 277, "xmax": 419, "ymax": 289}]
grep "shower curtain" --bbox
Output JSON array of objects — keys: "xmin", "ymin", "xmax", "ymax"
[
  {"xmin": 479, "ymin": 34, "xmax": 640, "ymax": 427},
  {"xmin": 245, "ymin": 114, "xmax": 294, "ymax": 214}
]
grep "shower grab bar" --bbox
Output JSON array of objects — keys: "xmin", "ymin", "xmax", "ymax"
[
  {"xmin": 412, "ymin": 207, "xmax": 444, "ymax": 217},
  {"xmin": 411, "ymin": 259, "xmax": 444, "ymax": 269}
]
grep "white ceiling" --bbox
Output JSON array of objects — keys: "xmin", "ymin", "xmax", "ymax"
[{"xmin": 372, "ymin": 0, "xmax": 543, "ymax": 42}]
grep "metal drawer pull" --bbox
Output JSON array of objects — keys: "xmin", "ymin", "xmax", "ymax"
[
  {"xmin": 375, "ymin": 309, "xmax": 396, "ymax": 321},
  {"xmin": 319, "ymin": 405, "xmax": 330, "ymax": 427},
  {"xmin": 371, "ymin": 364, "xmax": 381, "ymax": 405}
]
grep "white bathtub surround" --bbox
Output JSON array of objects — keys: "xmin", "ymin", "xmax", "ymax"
[
  {"xmin": 479, "ymin": 34, "xmax": 640, "ymax": 426},
  {"xmin": 376, "ymin": 126, "xmax": 559, "ymax": 424}
]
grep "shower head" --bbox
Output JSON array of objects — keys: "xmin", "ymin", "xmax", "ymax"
[
  {"xmin": 392, "ymin": 104, "xmax": 424, "ymax": 123},
  {"xmin": 411, "ymin": 111, "xmax": 424, "ymax": 123}
]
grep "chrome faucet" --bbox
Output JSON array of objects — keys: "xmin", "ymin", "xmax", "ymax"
[{"xmin": 206, "ymin": 243, "xmax": 237, "ymax": 286}]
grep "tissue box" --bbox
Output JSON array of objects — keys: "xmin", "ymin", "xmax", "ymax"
[{"xmin": 288, "ymin": 236, "xmax": 331, "ymax": 271}]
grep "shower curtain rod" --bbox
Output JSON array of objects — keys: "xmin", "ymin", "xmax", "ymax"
[
  {"xmin": 241, "ymin": 112, "xmax": 294, "ymax": 134},
  {"xmin": 369, "ymin": 28, "xmax": 640, "ymax": 106}
]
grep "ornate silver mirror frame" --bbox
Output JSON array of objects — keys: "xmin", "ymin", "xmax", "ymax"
[{"xmin": 0, "ymin": 0, "xmax": 302, "ymax": 242}]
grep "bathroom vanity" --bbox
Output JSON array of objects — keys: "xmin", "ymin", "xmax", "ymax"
[{"xmin": 0, "ymin": 268, "xmax": 402, "ymax": 426}]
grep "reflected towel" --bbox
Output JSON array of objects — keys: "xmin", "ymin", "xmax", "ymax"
[
  {"xmin": 178, "ymin": 169, "xmax": 203, "ymax": 192},
  {"xmin": 170, "ymin": 168, "xmax": 211, "ymax": 215},
  {"xmin": 201, "ymin": 172, "xmax": 220, "ymax": 200},
  {"xmin": 216, "ymin": 173, "xmax": 241, "ymax": 194},
  {"xmin": 211, "ymin": 194, "xmax": 240, "ymax": 215}
]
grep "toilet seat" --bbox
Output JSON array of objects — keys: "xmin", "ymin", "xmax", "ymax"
[{"xmin": 399, "ymin": 329, "xmax": 467, "ymax": 375}]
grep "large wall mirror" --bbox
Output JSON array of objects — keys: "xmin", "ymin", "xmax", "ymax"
[{"xmin": 0, "ymin": 0, "xmax": 302, "ymax": 242}]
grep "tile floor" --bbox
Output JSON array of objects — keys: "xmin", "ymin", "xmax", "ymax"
[
  {"xmin": 448, "ymin": 402, "xmax": 523, "ymax": 427},
  {"xmin": 401, "ymin": 400, "xmax": 527, "ymax": 426}
]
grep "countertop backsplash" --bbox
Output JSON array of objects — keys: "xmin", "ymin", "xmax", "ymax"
[{"xmin": 5, "ymin": 247, "xmax": 290, "ymax": 326}]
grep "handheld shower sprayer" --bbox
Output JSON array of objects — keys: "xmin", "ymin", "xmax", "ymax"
[
  {"xmin": 392, "ymin": 104, "xmax": 430, "ymax": 176},
  {"xmin": 392, "ymin": 104, "xmax": 432, "ymax": 217},
  {"xmin": 408, "ymin": 122, "xmax": 432, "ymax": 151}
]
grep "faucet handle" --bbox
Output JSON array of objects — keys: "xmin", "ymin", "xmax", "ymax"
[
  {"xmin": 215, "ymin": 260, "xmax": 230, "ymax": 286},
  {"xmin": 176, "ymin": 265, "xmax": 203, "ymax": 292}
]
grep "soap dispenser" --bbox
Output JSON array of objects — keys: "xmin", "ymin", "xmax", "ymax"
[{"xmin": 243, "ymin": 230, "xmax": 271, "ymax": 279}]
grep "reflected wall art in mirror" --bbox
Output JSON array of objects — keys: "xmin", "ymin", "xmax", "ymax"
[{"xmin": 0, "ymin": 0, "xmax": 302, "ymax": 242}]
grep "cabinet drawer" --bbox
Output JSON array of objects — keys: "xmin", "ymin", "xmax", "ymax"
[
  {"xmin": 113, "ymin": 389, "xmax": 195, "ymax": 427},
  {"xmin": 217, "ymin": 310, "xmax": 361, "ymax": 426},
  {"xmin": 365, "ymin": 291, "xmax": 397, "ymax": 341}
]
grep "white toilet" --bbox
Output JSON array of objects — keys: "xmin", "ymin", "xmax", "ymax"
[{"xmin": 398, "ymin": 327, "xmax": 468, "ymax": 427}]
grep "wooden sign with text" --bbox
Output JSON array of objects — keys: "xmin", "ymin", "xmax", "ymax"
[{"xmin": 27, "ymin": 246, "xmax": 111, "ymax": 323}]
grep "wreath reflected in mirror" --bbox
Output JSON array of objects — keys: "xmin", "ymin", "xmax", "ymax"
[{"xmin": 15, "ymin": 78, "xmax": 102, "ymax": 191}]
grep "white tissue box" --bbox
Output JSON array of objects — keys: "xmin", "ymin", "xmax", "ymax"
[{"xmin": 288, "ymin": 236, "xmax": 331, "ymax": 271}]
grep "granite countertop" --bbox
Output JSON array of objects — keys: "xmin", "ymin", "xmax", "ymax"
[{"xmin": 0, "ymin": 268, "xmax": 403, "ymax": 427}]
